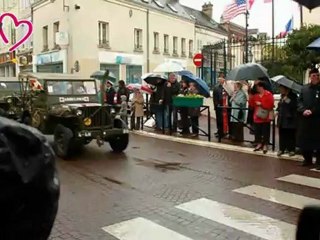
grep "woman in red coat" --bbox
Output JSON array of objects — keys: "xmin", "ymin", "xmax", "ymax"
[{"xmin": 249, "ymin": 81, "xmax": 274, "ymax": 154}]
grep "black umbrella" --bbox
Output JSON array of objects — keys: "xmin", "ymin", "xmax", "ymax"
[
  {"xmin": 271, "ymin": 75, "xmax": 302, "ymax": 92},
  {"xmin": 292, "ymin": 0, "xmax": 320, "ymax": 10},
  {"xmin": 226, "ymin": 63, "xmax": 269, "ymax": 81},
  {"xmin": 141, "ymin": 73, "xmax": 167, "ymax": 85},
  {"xmin": 90, "ymin": 70, "xmax": 116, "ymax": 82}
]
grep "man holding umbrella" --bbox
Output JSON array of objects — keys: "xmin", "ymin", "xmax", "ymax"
[
  {"xmin": 297, "ymin": 68, "xmax": 320, "ymax": 168},
  {"xmin": 161, "ymin": 73, "xmax": 180, "ymax": 131}
]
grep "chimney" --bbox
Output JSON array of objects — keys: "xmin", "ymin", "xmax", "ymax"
[{"xmin": 202, "ymin": 2, "xmax": 213, "ymax": 19}]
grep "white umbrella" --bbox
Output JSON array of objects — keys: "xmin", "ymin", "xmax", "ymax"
[{"xmin": 153, "ymin": 62, "xmax": 184, "ymax": 73}]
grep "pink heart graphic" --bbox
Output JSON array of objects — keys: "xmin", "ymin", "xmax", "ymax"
[{"xmin": 0, "ymin": 13, "xmax": 33, "ymax": 52}]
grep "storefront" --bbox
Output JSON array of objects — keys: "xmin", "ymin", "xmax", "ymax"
[
  {"xmin": 0, "ymin": 52, "xmax": 16, "ymax": 77},
  {"xmin": 34, "ymin": 49, "xmax": 67, "ymax": 73},
  {"xmin": 16, "ymin": 52, "xmax": 33, "ymax": 73},
  {"xmin": 99, "ymin": 52, "xmax": 143, "ymax": 84}
]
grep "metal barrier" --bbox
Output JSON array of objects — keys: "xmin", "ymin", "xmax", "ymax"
[
  {"xmin": 136, "ymin": 102, "xmax": 211, "ymax": 142},
  {"xmin": 217, "ymin": 105, "xmax": 276, "ymax": 151}
]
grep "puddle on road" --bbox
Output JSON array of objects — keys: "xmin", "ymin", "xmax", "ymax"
[
  {"xmin": 103, "ymin": 176, "xmax": 123, "ymax": 185},
  {"xmin": 134, "ymin": 158, "xmax": 187, "ymax": 172},
  {"xmin": 166, "ymin": 150, "xmax": 187, "ymax": 158}
]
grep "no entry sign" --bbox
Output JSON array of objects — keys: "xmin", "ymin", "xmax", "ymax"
[{"xmin": 193, "ymin": 53, "xmax": 203, "ymax": 67}]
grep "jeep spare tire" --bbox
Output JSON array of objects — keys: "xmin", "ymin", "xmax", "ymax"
[
  {"xmin": 109, "ymin": 134, "xmax": 129, "ymax": 153},
  {"xmin": 53, "ymin": 124, "xmax": 75, "ymax": 159}
]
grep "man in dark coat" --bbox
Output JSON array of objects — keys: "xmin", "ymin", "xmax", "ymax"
[
  {"xmin": 161, "ymin": 73, "xmax": 180, "ymax": 131},
  {"xmin": 213, "ymin": 74, "xmax": 225, "ymax": 137},
  {"xmin": 150, "ymin": 79, "xmax": 165, "ymax": 130},
  {"xmin": 0, "ymin": 117, "xmax": 59, "ymax": 239},
  {"xmin": 297, "ymin": 68, "xmax": 320, "ymax": 168}
]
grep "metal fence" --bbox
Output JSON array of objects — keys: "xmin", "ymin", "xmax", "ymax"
[{"xmin": 200, "ymin": 37, "xmax": 288, "ymax": 89}]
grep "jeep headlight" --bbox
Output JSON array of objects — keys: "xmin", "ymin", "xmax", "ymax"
[
  {"xmin": 6, "ymin": 98, "xmax": 12, "ymax": 104},
  {"xmin": 76, "ymin": 109, "xmax": 82, "ymax": 116},
  {"xmin": 83, "ymin": 117, "xmax": 92, "ymax": 126}
]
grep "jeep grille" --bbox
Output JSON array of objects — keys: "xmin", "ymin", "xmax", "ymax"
[{"xmin": 80, "ymin": 106, "xmax": 112, "ymax": 128}]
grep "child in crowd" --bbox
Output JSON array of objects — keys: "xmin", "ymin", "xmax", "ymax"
[
  {"xmin": 119, "ymin": 95, "xmax": 128, "ymax": 124},
  {"xmin": 131, "ymin": 89, "xmax": 144, "ymax": 130}
]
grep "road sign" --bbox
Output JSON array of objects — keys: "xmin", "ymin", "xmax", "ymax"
[{"xmin": 193, "ymin": 53, "xmax": 203, "ymax": 67}]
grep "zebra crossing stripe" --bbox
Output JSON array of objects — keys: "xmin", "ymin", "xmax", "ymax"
[
  {"xmin": 233, "ymin": 185, "xmax": 320, "ymax": 209},
  {"xmin": 176, "ymin": 198, "xmax": 295, "ymax": 240},
  {"xmin": 310, "ymin": 168, "xmax": 320, "ymax": 173},
  {"xmin": 102, "ymin": 217, "xmax": 193, "ymax": 240},
  {"xmin": 277, "ymin": 174, "xmax": 320, "ymax": 189}
]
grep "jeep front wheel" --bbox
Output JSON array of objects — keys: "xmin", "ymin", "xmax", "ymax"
[
  {"xmin": 109, "ymin": 134, "xmax": 129, "ymax": 153},
  {"xmin": 54, "ymin": 124, "xmax": 80, "ymax": 159}
]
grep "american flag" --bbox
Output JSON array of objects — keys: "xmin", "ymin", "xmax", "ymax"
[{"xmin": 221, "ymin": 0, "xmax": 247, "ymax": 23}]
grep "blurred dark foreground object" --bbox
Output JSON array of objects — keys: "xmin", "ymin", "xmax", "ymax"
[
  {"xmin": 296, "ymin": 205, "xmax": 320, "ymax": 240},
  {"xmin": 0, "ymin": 117, "xmax": 60, "ymax": 240}
]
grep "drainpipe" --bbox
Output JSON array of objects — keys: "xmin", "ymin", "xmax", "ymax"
[{"xmin": 146, "ymin": 8, "xmax": 150, "ymax": 73}]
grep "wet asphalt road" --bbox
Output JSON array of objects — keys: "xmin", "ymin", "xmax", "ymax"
[{"xmin": 49, "ymin": 133, "xmax": 320, "ymax": 240}]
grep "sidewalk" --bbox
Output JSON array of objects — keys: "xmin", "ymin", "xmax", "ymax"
[
  {"xmin": 142, "ymin": 115, "xmax": 278, "ymax": 149},
  {"xmin": 137, "ymin": 115, "xmax": 303, "ymax": 162}
]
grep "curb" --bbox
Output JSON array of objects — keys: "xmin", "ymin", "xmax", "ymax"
[{"xmin": 131, "ymin": 130, "xmax": 303, "ymax": 162}]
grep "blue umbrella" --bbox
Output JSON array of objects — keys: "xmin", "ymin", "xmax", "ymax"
[
  {"xmin": 307, "ymin": 37, "xmax": 320, "ymax": 51},
  {"xmin": 178, "ymin": 71, "xmax": 210, "ymax": 98}
]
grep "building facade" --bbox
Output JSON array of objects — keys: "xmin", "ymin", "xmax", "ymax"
[
  {"xmin": 30, "ymin": 0, "xmax": 228, "ymax": 82},
  {"xmin": 32, "ymin": 0, "xmax": 195, "ymax": 81},
  {"xmin": 303, "ymin": 6, "xmax": 320, "ymax": 25},
  {"xmin": 0, "ymin": 0, "xmax": 19, "ymax": 77},
  {"xmin": 16, "ymin": 0, "xmax": 34, "ymax": 72}
]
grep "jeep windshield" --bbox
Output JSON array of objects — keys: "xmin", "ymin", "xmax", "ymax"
[
  {"xmin": 47, "ymin": 81, "xmax": 97, "ymax": 95},
  {"xmin": 0, "ymin": 82, "xmax": 20, "ymax": 91}
]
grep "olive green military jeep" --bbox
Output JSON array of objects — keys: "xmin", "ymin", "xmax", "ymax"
[
  {"xmin": 18, "ymin": 72, "xmax": 129, "ymax": 159},
  {"xmin": 0, "ymin": 78, "xmax": 23, "ymax": 120}
]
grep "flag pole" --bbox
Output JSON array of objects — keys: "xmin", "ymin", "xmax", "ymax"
[
  {"xmin": 245, "ymin": 2, "xmax": 249, "ymax": 63},
  {"xmin": 271, "ymin": 0, "xmax": 275, "ymax": 61},
  {"xmin": 299, "ymin": 4, "xmax": 303, "ymax": 28}
]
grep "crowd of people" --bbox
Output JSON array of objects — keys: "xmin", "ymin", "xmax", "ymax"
[
  {"xmin": 102, "ymin": 68, "xmax": 320, "ymax": 169},
  {"xmin": 149, "ymin": 73, "xmax": 201, "ymax": 136},
  {"xmin": 213, "ymin": 68, "xmax": 320, "ymax": 169},
  {"xmin": 103, "ymin": 73, "xmax": 202, "ymax": 136}
]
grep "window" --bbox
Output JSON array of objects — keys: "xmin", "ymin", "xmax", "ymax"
[
  {"xmin": 153, "ymin": 32, "xmax": 159, "ymax": 52},
  {"xmin": 189, "ymin": 40, "xmax": 193, "ymax": 57},
  {"xmin": 181, "ymin": 38, "xmax": 186, "ymax": 57},
  {"xmin": 126, "ymin": 65, "xmax": 142, "ymax": 84},
  {"xmin": 167, "ymin": 3, "xmax": 178, "ymax": 13},
  {"xmin": 98, "ymin": 21, "xmax": 109, "ymax": 47},
  {"xmin": 47, "ymin": 81, "xmax": 97, "ymax": 95},
  {"xmin": 134, "ymin": 28, "xmax": 143, "ymax": 51},
  {"xmin": 42, "ymin": 26, "xmax": 48, "ymax": 51},
  {"xmin": 100, "ymin": 64, "xmax": 119, "ymax": 81},
  {"xmin": 10, "ymin": 27, "xmax": 16, "ymax": 45},
  {"xmin": 173, "ymin": 36, "xmax": 178, "ymax": 55},
  {"xmin": 53, "ymin": 21, "xmax": 59, "ymax": 48},
  {"xmin": 153, "ymin": 0, "xmax": 164, "ymax": 8},
  {"xmin": 197, "ymin": 39, "xmax": 202, "ymax": 52},
  {"xmin": 164, "ymin": 34, "xmax": 169, "ymax": 54}
]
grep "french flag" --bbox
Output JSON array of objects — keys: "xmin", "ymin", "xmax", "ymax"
[{"xmin": 276, "ymin": 17, "xmax": 293, "ymax": 38}]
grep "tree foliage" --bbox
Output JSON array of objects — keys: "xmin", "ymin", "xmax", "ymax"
[
  {"xmin": 260, "ymin": 25, "xmax": 320, "ymax": 83},
  {"xmin": 284, "ymin": 24, "xmax": 320, "ymax": 71}
]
